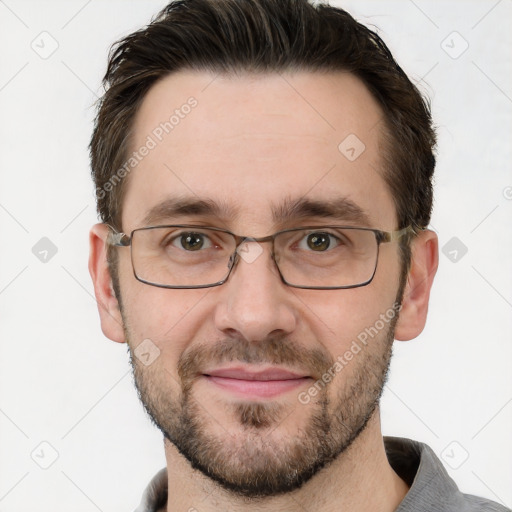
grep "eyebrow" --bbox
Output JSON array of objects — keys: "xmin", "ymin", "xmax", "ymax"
[
  {"xmin": 271, "ymin": 196, "xmax": 371, "ymax": 226},
  {"xmin": 140, "ymin": 195, "xmax": 371, "ymax": 229},
  {"xmin": 141, "ymin": 197, "xmax": 237, "ymax": 226}
]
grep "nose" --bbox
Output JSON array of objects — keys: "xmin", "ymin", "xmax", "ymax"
[{"xmin": 213, "ymin": 240, "xmax": 298, "ymax": 342}]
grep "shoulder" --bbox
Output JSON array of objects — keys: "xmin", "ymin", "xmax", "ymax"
[{"xmin": 384, "ymin": 437, "xmax": 511, "ymax": 512}]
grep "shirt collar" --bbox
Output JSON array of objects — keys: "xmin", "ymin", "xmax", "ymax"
[{"xmin": 135, "ymin": 437, "xmax": 491, "ymax": 512}]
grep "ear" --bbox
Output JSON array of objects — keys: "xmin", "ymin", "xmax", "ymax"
[
  {"xmin": 88, "ymin": 223, "xmax": 126, "ymax": 343},
  {"xmin": 394, "ymin": 229, "xmax": 438, "ymax": 341}
]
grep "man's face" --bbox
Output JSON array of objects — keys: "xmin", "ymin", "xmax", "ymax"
[{"xmin": 116, "ymin": 71, "xmax": 404, "ymax": 496}]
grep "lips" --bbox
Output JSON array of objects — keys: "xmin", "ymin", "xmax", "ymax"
[
  {"xmin": 202, "ymin": 366, "xmax": 311, "ymax": 399},
  {"xmin": 205, "ymin": 367, "xmax": 305, "ymax": 380}
]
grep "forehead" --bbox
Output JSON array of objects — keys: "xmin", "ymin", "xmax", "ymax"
[{"xmin": 122, "ymin": 70, "xmax": 396, "ymax": 232}]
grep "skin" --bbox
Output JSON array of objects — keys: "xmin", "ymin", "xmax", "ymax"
[{"xmin": 89, "ymin": 70, "xmax": 438, "ymax": 511}]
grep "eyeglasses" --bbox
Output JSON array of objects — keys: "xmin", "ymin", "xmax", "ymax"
[{"xmin": 108, "ymin": 224, "xmax": 415, "ymax": 290}]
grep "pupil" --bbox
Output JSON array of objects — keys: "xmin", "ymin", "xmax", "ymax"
[
  {"xmin": 307, "ymin": 233, "xmax": 330, "ymax": 251},
  {"xmin": 182, "ymin": 233, "xmax": 203, "ymax": 251}
]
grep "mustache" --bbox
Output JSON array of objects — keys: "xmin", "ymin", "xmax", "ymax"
[{"xmin": 177, "ymin": 335, "xmax": 335, "ymax": 385}]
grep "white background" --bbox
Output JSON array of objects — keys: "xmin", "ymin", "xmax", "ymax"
[{"xmin": 0, "ymin": 0, "xmax": 511, "ymax": 510}]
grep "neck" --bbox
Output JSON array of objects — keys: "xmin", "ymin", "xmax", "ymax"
[{"xmin": 163, "ymin": 409, "xmax": 409, "ymax": 512}]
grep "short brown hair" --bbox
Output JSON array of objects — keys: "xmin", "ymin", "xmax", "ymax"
[{"xmin": 90, "ymin": 0, "xmax": 436, "ymax": 274}]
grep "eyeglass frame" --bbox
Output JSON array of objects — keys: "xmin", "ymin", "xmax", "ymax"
[{"xmin": 107, "ymin": 224, "xmax": 418, "ymax": 290}]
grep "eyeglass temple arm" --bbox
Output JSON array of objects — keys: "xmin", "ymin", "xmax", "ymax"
[
  {"xmin": 384, "ymin": 224, "xmax": 423, "ymax": 243},
  {"xmin": 107, "ymin": 228, "xmax": 131, "ymax": 247}
]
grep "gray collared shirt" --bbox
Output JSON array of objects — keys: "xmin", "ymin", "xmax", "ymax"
[{"xmin": 135, "ymin": 437, "xmax": 510, "ymax": 512}]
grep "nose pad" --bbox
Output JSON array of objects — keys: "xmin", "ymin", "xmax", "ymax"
[{"xmin": 227, "ymin": 250, "xmax": 238, "ymax": 271}]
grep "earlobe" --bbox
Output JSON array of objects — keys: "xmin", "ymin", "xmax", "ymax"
[
  {"xmin": 88, "ymin": 223, "xmax": 126, "ymax": 343},
  {"xmin": 394, "ymin": 229, "xmax": 439, "ymax": 341}
]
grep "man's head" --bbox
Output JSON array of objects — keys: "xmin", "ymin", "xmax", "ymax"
[{"xmin": 89, "ymin": 0, "xmax": 438, "ymax": 499}]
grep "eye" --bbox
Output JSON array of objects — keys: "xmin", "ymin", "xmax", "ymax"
[
  {"xmin": 172, "ymin": 232, "xmax": 212, "ymax": 251},
  {"xmin": 299, "ymin": 232, "xmax": 339, "ymax": 252}
]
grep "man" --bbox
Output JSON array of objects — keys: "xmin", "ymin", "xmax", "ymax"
[{"xmin": 88, "ymin": 0, "xmax": 508, "ymax": 511}]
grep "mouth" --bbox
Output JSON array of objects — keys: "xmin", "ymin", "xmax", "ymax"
[{"xmin": 202, "ymin": 366, "xmax": 312, "ymax": 399}]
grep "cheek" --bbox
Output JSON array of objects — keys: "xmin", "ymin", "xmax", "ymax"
[
  {"xmin": 118, "ymin": 255, "xmax": 211, "ymax": 354},
  {"xmin": 294, "ymin": 262, "xmax": 401, "ymax": 363},
  {"xmin": 297, "ymin": 286, "xmax": 397, "ymax": 341}
]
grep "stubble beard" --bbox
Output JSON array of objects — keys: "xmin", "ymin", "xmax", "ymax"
[{"xmin": 125, "ymin": 314, "xmax": 397, "ymax": 498}]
